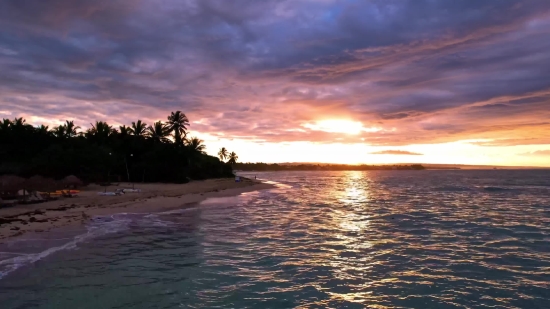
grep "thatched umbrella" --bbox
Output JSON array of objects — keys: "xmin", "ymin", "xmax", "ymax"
[
  {"xmin": 38, "ymin": 177, "xmax": 59, "ymax": 199},
  {"xmin": 62, "ymin": 175, "xmax": 83, "ymax": 188},
  {"xmin": 42, "ymin": 178, "xmax": 59, "ymax": 192},
  {"xmin": 24, "ymin": 175, "xmax": 48, "ymax": 192},
  {"xmin": 0, "ymin": 175, "xmax": 26, "ymax": 200},
  {"xmin": 0, "ymin": 175, "xmax": 26, "ymax": 191}
]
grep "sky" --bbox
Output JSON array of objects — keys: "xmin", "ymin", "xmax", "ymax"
[{"xmin": 1, "ymin": 0, "xmax": 550, "ymax": 166}]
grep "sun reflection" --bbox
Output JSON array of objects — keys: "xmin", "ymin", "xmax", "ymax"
[
  {"xmin": 322, "ymin": 171, "xmax": 376, "ymax": 304},
  {"xmin": 339, "ymin": 171, "xmax": 369, "ymax": 205}
]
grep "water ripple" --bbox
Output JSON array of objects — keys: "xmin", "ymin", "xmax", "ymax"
[{"xmin": 0, "ymin": 170, "xmax": 549, "ymax": 308}]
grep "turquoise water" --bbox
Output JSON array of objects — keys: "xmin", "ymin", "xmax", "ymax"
[{"xmin": 0, "ymin": 170, "xmax": 549, "ymax": 308}]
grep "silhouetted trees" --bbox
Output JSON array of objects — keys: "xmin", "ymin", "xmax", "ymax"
[
  {"xmin": 227, "ymin": 152, "xmax": 238, "ymax": 165},
  {"xmin": 0, "ymin": 111, "xmax": 233, "ymax": 183},
  {"xmin": 218, "ymin": 147, "xmax": 228, "ymax": 161},
  {"xmin": 130, "ymin": 120, "xmax": 147, "ymax": 137},
  {"xmin": 167, "ymin": 111, "xmax": 190, "ymax": 145},
  {"xmin": 233, "ymin": 163, "xmax": 425, "ymax": 171}
]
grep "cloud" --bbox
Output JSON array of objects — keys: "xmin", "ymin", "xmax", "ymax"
[
  {"xmin": 0, "ymin": 0, "xmax": 549, "ymax": 149},
  {"xmin": 370, "ymin": 150, "xmax": 423, "ymax": 156},
  {"xmin": 471, "ymin": 138, "xmax": 550, "ymax": 146},
  {"xmin": 519, "ymin": 150, "xmax": 550, "ymax": 156}
]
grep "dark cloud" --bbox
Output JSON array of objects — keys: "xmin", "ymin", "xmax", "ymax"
[
  {"xmin": 370, "ymin": 150, "xmax": 423, "ymax": 156},
  {"xmin": 0, "ymin": 0, "xmax": 550, "ymax": 147}
]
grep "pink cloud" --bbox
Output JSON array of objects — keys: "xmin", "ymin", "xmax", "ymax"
[
  {"xmin": 0, "ymin": 0, "xmax": 550, "ymax": 151},
  {"xmin": 370, "ymin": 150, "xmax": 423, "ymax": 156}
]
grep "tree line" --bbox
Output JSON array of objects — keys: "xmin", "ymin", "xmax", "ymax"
[
  {"xmin": 233, "ymin": 163, "xmax": 426, "ymax": 171},
  {"xmin": 217, "ymin": 147, "xmax": 238, "ymax": 164},
  {"xmin": 0, "ymin": 111, "xmax": 235, "ymax": 183}
]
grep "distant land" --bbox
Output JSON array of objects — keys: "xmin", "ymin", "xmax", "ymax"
[
  {"xmin": 408, "ymin": 164, "xmax": 550, "ymax": 170},
  {"xmin": 234, "ymin": 163, "xmax": 425, "ymax": 171},
  {"xmin": 234, "ymin": 163, "xmax": 550, "ymax": 171}
]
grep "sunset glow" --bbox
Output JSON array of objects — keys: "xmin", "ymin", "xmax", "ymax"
[
  {"xmin": 302, "ymin": 120, "xmax": 379, "ymax": 135},
  {"xmin": 1, "ymin": 1, "xmax": 550, "ymax": 166}
]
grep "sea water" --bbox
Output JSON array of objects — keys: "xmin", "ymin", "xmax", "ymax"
[{"xmin": 0, "ymin": 170, "xmax": 549, "ymax": 308}]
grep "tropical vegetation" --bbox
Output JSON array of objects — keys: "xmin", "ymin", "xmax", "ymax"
[
  {"xmin": 0, "ymin": 111, "xmax": 234, "ymax": 183},
  {"xmin": 217, "ymin": 148, "xmax": 239, "ymax": 165}
]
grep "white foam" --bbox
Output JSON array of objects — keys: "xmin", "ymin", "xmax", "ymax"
[
  {"xmin": 0, "ymin": 217, "xmax": 131, "ymax": 280},
  {"xmin": 157, "ymin": 207, "xmax": 197, "ymax": 215},
  {"xmin": 0, "ymin": 207, "xmax": 202, "ymax": 280}
]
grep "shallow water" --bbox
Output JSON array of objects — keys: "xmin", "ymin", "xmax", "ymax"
[{"xmin": 0, "ymin": 170, "xmax": 549, "ymax": 308}]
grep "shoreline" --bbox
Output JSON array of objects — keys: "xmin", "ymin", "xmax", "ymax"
[{"xmin": 0, "ymin": 178, "xmax": 274, "ymax": 243}]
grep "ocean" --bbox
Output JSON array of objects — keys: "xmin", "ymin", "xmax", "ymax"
[{"xmin": 0, "ymin": 170, "xmax": 549, "ymax": 308}]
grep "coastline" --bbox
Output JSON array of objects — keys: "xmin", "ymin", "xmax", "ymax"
[{"xmin": 0, "ymin": 177, "xmax": 274, "ymax": 242}]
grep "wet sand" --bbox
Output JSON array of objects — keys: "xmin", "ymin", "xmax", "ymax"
[{"xmin": 0, "ymin": 178, "xmax": 273, "ymax": 241}]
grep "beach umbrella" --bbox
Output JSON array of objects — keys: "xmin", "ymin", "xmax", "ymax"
[
  {"xmin": 24, "ymin": 175, "xmax": 48, "ymax": 191},
  {"xmin": 42, "ymin": 178, "xmax": 59, "ymax": 192},
  {"xmin": 0, "ymin": 175, "xmax": 26, "ymax": 191},
  {"xmin": 0, "ymin": 175, "xmax": 26, "ymax": 200},
  {"xmin": 62, "ymin": 175, "xmax": 83, "ymax": 188},
  {"xmin": 37, "ymin": 178, "xmax": 59, "ymax": 199}
]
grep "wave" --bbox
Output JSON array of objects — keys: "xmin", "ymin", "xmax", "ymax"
[
  {"xmin": 0, "ymin": 208, "xmax": 201, "ymax": 280},
  {"xmin": 434, "ymin": 186, "xmax": 473, "ymax": 192},
  {"xmin": 482, "ymin": 186, "xmax": 518, "ymax": 192},
  {"xmin": 0, "ymin": 215, "xmax": 132, "ymax": 280}
]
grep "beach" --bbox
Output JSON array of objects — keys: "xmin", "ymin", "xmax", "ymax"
[{"xmin": 0, "ymin": 177, "xmax": 273, "ymax": 242}]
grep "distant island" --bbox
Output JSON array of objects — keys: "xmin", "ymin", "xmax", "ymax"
[
  {"xmin": 234, "ymin": 163, "xmax": 550, "ymax": 171},
  {"xmin": 234, "ymin": 163, "xmax": 426, "ymax": 171}
]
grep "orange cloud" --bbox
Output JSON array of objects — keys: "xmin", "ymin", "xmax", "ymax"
[
  {"xmin": 370, "ymin": 150, "xmax": 423, "ymax": 156},
  {"xmin": 519, "ymin": 150, "xmax": 550, "ymax": 156},
  {"xmin": 1, "ymin": 0, "xmax": 550, "ymax": 166}
]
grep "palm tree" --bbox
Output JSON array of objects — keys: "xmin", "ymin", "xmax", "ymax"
[
  {"xmin": 118, "ymin": 125, "xmax": 131, "ymax": 137},
  {"xmin": 217, "ymin": 147, "xmax": 228, "ymax": 162},
  {"xmin": 11, "ymin": 117, "xmax": 31, "ymax": 132},
  {"xmin": 64, "ymin": 120, "xmax": 80, "ymax": 138},
  {"xmin": 227, "ymin": 151, "xmax": 238, "ymax": 165},
  {"xmin": 187, "ymin": 137, "xmax": 206, "ymax": 154},
  {"xmin": 12, "ymin": 117, "xmax": 27, "ymax": 127},
  {"xmin": 146, "ymin": 121, "xmax": 171, "ymax": 143},
  {"xmin": 87, "ymin": 121, "xmax": 114, "ymax": 139},
  {"xmin": 35, "ymin": 124, "xmax": 50, "ymax": 135},
  {"xmin": 130, "ymin": 120, "xmax": 147, "ymax": 137},
  {"xmin": 166, "ymin": 111, "xmax": 189, "ymax": 144},
  {"xmin": 0, "ymin": 119, "xmax": 12, "ymax": 131},
  {"xmin": 52, "ymin": 125, "xmax": 66, "ymax": 138}
]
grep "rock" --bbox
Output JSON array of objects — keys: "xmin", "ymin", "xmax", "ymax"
[
  {"xmin": 29, "ymin": 217, "xmax": 37, "ymax": 222},
  {"xmin": 10, "ymin": 226, "xmax": 20, "ymax": 231}
]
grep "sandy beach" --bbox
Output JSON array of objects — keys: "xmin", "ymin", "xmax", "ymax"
[{"xmin": 0, "ymin": 178, "xmax": 273, "ymax": 242}]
